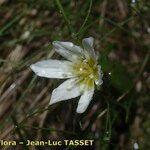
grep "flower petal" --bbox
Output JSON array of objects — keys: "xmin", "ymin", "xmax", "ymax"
[
  {"xmin": 95, "ymin": 65, "xmax": 103, "ymax": 86},
  {"xmin": 53, "ymin": 41, "xmax": 83, "ymax": 62},
  {"xmin": 50, "ymin": 78, "xmax": 81, "ymax": 105},
  {"xmin": 82, "ymin": 37, "xmax": 96, "ymax": 59},
  {"xmin": 57, "ymin": 41, "xmax": 83, "ymax": 54},
  {"xmin": 76, "ymin": 87, "xmax": 94, "ymax": 113},
  {"xmin": 30, "ymin": 60, "xmax": 74, "ymax": 79}
]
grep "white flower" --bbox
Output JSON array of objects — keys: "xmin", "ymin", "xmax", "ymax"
[{"xmin": 30, "ymin": 37, "xmax": 103, "ymax": 113}]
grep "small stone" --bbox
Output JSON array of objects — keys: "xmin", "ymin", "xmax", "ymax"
[
  {"xmin": 136, "ymin": 81, "xmax": 142, "ymax": 92},
  {"xmin": 132, "ymin": 0, "xmax": 136, "ymax": 3},
  {"xmin": 30, "ymin": 9, "xmax": 37, "ymax": 16},
  {"xmin": 134, "ymin": 142, "xmax": 139, "ymax": 149},
  {"xmin": 21, "ymin": 31, "xmax": 30, "ymax": 39},
  {"xmin": 147, "ymin": 27, "xmax": 150, "ymax": 33}
]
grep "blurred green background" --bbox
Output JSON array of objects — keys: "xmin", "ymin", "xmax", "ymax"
[{"xmin": 0, "ymin": 0, "xmax": 149, "ymax": 149}]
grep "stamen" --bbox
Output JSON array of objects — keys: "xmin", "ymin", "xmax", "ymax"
[
  {"xmin": 83, "ymin": 59, "xmax": 88, "ymax": 63},
  {"xmin": 71, "ymin": 58, "xmax": 100, "ymax": 88},
  {"xmin": 79, "ymin": 68, "xmax": 83, "ymax": 71},
  {"xmin": 89, "ymin": 74, "xmax": 94, "ymax": 79}
]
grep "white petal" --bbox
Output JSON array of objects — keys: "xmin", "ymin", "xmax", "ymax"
[
  {"xmin": 95, "ymin": 65, "xmax": 103, "ymax": 86},
  {"xmin": 95, "ymin": 79, "xmax": 103, "ymax": 86},
  {"xmin": 76, "ymin": 87, "xmax": 94, "ymax": 113},
  {"xmin": 30, "ymin": 60, "xmax": 74, "ymax": 79},
  {"xmin": 50, "ymin": 78, "xmax": 81, "ymax": 105},
  {"xmin": 57, "ymin": 41, "xmax": 83, "ymax": 54},
  {"xmin": 82, "ymin": 37, "xmax": 96, "ymax": 59},
  {"xmin": 53, "ymin": 41, "xmax": 83, "ymax": 62},
  {"xmin": 83, "ymin": 37, "xmax": 94, "ymax": 46}
]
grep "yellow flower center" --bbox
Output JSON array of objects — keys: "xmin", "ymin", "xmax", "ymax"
[{"xmin": 71, "ymin": 58, "xmax": 99, "ymax": 89}]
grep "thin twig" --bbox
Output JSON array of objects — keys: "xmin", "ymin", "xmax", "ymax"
[
  {"xmin": 99, "ymin": 0, "xmax": 107, "ymax": 26},
  {"xmin": 55, "ymin": 0, "xmax": 73, "ymax": 33},
  {"xmin": 76, "ymin": 0, "xmax": 93, "ymax": 36},
  {"xmin": 11, "ymin": 115, "xmax": 29, "ymax": 150}
]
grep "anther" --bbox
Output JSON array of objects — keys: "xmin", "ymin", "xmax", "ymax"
[
  {"xmin": 83, "ymin": 59, "xmax": 88, "ymax": 63},
  {"xmin": 89, "ymin": 74, "xmax": 94, "ymax": 79},
  {"xmin": 79, "ymin": 68, "xmax": 83, "ymax": 71}
]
